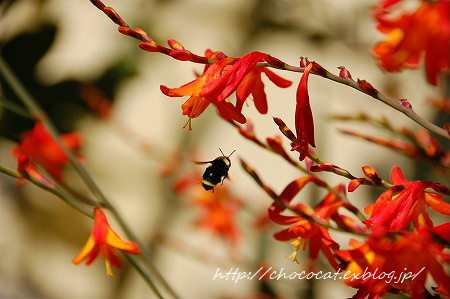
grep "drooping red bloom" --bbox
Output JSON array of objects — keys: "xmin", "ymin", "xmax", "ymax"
[
  {"xmin": 73, "ymin": 207, "xmax": 141, "ymax": 276},
  {"xmin": 161, "ymin": 51, "xmax": 291, "ymax": 129},
  {"xmin": 292, "ymin": 62, "xmax": 316, "ymax": 160},
  {"xmin": 373, "ymin": 0, "xmax": 450, "ymax": 85},
  {"xmin": 13, "ymin": 122, "xmax": 82, "ymax": 182},
  {"xmin": 338, "ymin": 227, "xmax": 450, "ymax": 299},
  {"xmin": 364, "ymin": 166, "xmax": 450, "ymax": 232}
]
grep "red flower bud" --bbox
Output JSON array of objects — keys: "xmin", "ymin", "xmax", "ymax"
[
  {"xmin": 400, "ymin": 99, "xmax": 412, "ymax": 108},
  {"xmin": 170, "ymin": 49, "xmax": 193, "ymax": 61},
  {"xmin": 338, "ymin": 66, "xmax": 352, "ymax": 79},
  {"xmin": 90, "ymin": 0, "xmax": 106, "ymax": 10},
  {"xmin": 265, "ymin": 55, "xmax": 285, "ymax": 68},
  {"xmin": 168, "ymin": 39, "xmax": 185, "ymax": 50},
  {"xmin": 300, "ymin": 57, "xmax": 310, "ymax": 68},
  {"xmin": 139, "ymin": 41, "xmax": 159, "ymax": 52},
  {"xmin": 357, "ymin": 79, "xmax": 378, "ymax": 98},
  {"xmin": 309, "ymin": 163, "xmax": 334, "ymax": 172},
  {"xmin": 103, "ymin": 7, "xmax": 127, "ymax": 27},
  {"xmin": 348, "ymin": 178, "xmax": 370, "ymax": 192}
]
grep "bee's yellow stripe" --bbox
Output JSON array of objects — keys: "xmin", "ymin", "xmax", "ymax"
[
  {"xmin": 223, "ymin": 158, "xmax": 231, "ymax": 166},
  {"xmin": 202, "ymin": 180, "xmax": 216, "ymax": 187}
]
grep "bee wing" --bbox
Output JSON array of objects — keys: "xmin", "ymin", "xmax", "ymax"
[{"xmin": 192, "ymin": 160, "xmax": 213, "ymax": 165}]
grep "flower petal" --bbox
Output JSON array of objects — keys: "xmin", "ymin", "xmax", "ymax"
[
  {"xmin": 263, "ymin": 68, "xmax": 292, "ymax": 88},
  {"xmin": 293, "ymin": 62, "xmax": 315, "ymax": 160},
  {"xmin": 72, "ymin": 236, "xmax": 97, "ymax": 265}
]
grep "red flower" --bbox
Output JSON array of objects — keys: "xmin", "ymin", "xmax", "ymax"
[
  {"xmin": 270, "ymin": 204, "xmax": 340, "ymax": 269},
  {"xmin": 235, "ymin": 66, "xmax": 292, "ymax": 114},
  {"xmin": 73, "ymin": 207, "xmax": 141, "ymax": 276},
  {"xmin": 201, "ymin": 52, "xmax": 290, "ymax": 102},
  {"xmin": 161, "ymin": 51, "xmax": 291, "ymax": 129},
  {"xmin": 161, "ymin": 57, "xmax": 245, "ymax": 129},
  {"xmin": 338, "ymin": 227, "xmax": 450, "ymax": 299},
  {"xmin": 292, "ymin": 62, "xmax": 316, "ymax": 160},
  {"xmin": 195, "ymin": 197, "xmax": 241, "ymax": 246},
  {"xmin": 373, "ymin": 0, "xmax": 450, "ymax": 85},
  {"xmin": 13, "ymin": 122, "xmax": 82, "ymax": 182},
  {"xmin": 175, "ymin": 172, "xmax": 242, "ymax": 246},
  {"xmin": 268, "ymin": 177, "xmax": 344, "ymax": 269},
  {"xmin": 364, "ymin": 167, "xmax": 450, "ymax": 232}
]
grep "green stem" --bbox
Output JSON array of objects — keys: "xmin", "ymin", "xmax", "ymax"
[
  {"xmin": 0, "ymin": 95, "xmax": 32, "ymax": 119},
  {"xmin": 123, "ymin": 254, "xmax": 166, "ymax": 299},
  {"xmin": 0, "ymin": 164, "xmax": 92, "ymax": 217},
  {"xmin": 0, "ymin": 57, "xmax": 178, "ymax": 299},
  {"xmin": 240, "ymin": 159, "xmax": 368, "ymax": 236},
  {"xmin": 105, "ymin": 202, "xmax": 179, "ymax": 299},
  {"xmin": 89, "ymin": 0, "xmax": 448, "ymax": 139},
  {"xmin": 280, "ymin": 63, "xmax": 449, "ymax": 139},
  {"xmin": 227, "ymin": 119, "xmax": 367, "ymax": 222}
]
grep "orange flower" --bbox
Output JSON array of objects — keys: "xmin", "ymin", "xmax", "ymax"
[
  {"xmin": 201, "ymin": 52, "xmax": 291, "ymax": 103},
  {"xmin": 175, "ymin": 172, "xmax": 242, "ymax": 246},
  {"xmin": 373, "ymin": 0, "xmax": 450, "ymax": 85},
  {"xmin": 364, "ymin": 167, "xmax": 449, "ymax": 232},
  {"xmin": 338, "ymin": 227, "xmax": 450, "ymax": 299},
  {"xmin": 73, "ymin": 207, "xmax": 141, "ymax": 276},
  {"xmin": 270, "ymin": 204, "xmax": 340, "ymax": 269},
  {"xmin": 235, "ymin": 66, "xmax": 292, "ymax": 114},
  {"xmin": 161, "ymin": 57, "xmax": 245, "ymax": 129},
  {"xmin": 13, "ymin": 122, "xmax": 82, "ymax": 182},
  {"xmin": 161, "ymin": 51, "xmax": 291, "ymax": 129},
  {"xmin": 195, "ymin": 197, "xmax": 241, "ymax": 246},
  {"xmin": 268, "ymin": 177, "xmax": 346, "ymax": 269}
]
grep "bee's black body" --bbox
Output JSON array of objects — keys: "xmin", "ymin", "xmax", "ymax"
[
  {"xmin": 195, "ymin": 149, "xmax": 235, "ymax": 192},
  {"xmin": 201, "ymin": 157, "xmax": 231, "ymax": 191}
]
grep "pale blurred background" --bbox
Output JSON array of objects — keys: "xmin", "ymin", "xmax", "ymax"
[{"xmin": 0, "ymin": 0, "xmax": 444, "ymax": 298}]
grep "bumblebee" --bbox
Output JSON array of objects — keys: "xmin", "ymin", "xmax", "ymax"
[{"xmin": 194, "ymin": 149, "xmax": 236, "ymax": 192}]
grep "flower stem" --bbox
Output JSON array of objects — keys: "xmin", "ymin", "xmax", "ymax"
[
  {"xmin": 122, "ymin": 254, "xmax": 167, "ymax": 299},
  {"xmin": 239, "ymin": 158, "xmax": 368, "ymax": 236},
  {"xmin": 0, "ymin": 164, "xmax": 93, "ymax": 217},
  {"xmin": 0, "ymin": 56, "xmax": 178, "ymax": 299},
  {"xmin": 87, "ymin": 0, "xmax": 449, "ymax": 139},
  {"xmin": 272, "ymin": 63, "xmax": 450, "ymax": 139}
]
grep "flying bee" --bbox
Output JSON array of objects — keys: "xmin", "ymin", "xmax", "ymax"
[{"xmin": 194, "ymin": 149, "xmax": 236, "ymax": 192}]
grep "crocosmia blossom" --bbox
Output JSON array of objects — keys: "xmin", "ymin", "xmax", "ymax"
[
  {"xmin": 175, "ymin": 172, "xmax": 242, "ymax": 246},
  {"xmin": 202, "ymin": 51, "xmax": 292, "ymax": 112},
  {"xmin": 292, "ymin": 62, "xmax": 315, "ymax": 160},
  {"xmin": 73, "ymin": 207, "xmax": 141, "ymax": 276},
  {"xmin": 364, "ymin": 166, "xmax": 450, "ymax": 232},
  {"xmin": 270, "ymin": 204, "xmax": 340, "ymax": 269},
  {"xmin": 268, "ymin": 177, "xmax": 343, "ymax": 269},
  {"xmin": 13, "ymin": 122, "xmax": 82, "ymax": 182},
  {"xmin": 338, "ymin": 227, "xmax": 450, "ymax": 299},
  {"xmin": 161, "ymin": 51, "xmax": 291, "ymax": 129},
  {"xmin": 161, "ymin": 57, "xmax": 245, "ymax": 129},
  {"xmin": 235, "ymin": 65, "xmax": 292, "ymax": 114},
  {"xmin": 373, "ymin": 0, "xmax": 450, "ymax": 85}
]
